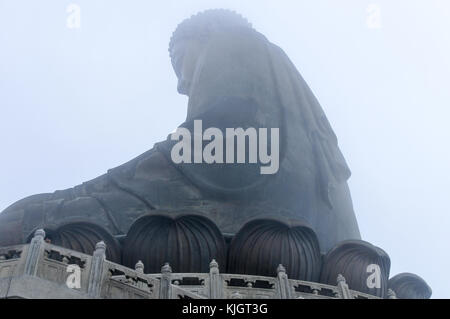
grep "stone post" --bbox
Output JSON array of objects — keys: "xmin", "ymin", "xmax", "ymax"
[
  {"xmin": 387, "ymin": 288, "xmax": 397, "ymax": 299},
  {"xmin": 209, "ymin": 259, "xmax": 223, "ymax": 299},
  {"xmin": 160, "ymin": 263, "xmax": 172, "ymax": 299},
  {"xmin": 24, "ymin": 229, "xmax": 46, "ymax": 276},
  {"xmin": 87, "ymin": 241, "xmax": 106, "ymax": 298},
  {"xmin": 277, "ymin": 264, "xmax": 292, "ymax": 299},
  {"xmin": 337, "ymin": 274, "xmax": 352, "ymax": 299},
  {"xmin": 135, "ymin": 260, "xmax": 144, "ymax": 274}
]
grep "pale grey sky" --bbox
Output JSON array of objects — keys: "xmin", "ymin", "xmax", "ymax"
[{"xmin": 0, "ymin": 0, "xmax": 449, "ymax": 298}]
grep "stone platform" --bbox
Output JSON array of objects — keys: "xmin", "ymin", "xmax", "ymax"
[{"xmin": 0, "ymin": 229, "xmax": 380, "ymax": 299}]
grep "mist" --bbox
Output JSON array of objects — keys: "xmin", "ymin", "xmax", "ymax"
[{"xmin": 0, "ymin": 0, "xmax": 449, "ymax": 298}]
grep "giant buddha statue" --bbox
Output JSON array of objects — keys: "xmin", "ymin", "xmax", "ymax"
[{"xmin": 0, "ymin": 9, "xmax": 393, "ymax": 291}]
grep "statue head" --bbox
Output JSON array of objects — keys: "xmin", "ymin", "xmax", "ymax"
[{"xmin": 169, "ymin": 9, "xmax": 253, "ymax": 96}]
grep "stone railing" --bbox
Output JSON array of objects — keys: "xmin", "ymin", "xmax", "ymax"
[
  {"xmin": 0, "ymin": 229, "xmax": 382, "ymax": 299},
  {"xmin": 0, "ymin": 244, "xmax": 25, "ymax": 279},
  {"xmin": 0, "ymin": 230, "xmax": 159, "ymax": 299},
  {"xmin": 150, "ymin": 262, "xmax": 379, "ymax": 299}
]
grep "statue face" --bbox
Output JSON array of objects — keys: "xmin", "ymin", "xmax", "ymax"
[{"xmin": 171, "ymin": 38, "xmax": 203, "ymax": 96}]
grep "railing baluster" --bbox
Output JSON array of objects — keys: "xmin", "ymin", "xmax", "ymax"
[
  {"xmin": 336, "ymin": 274, "xmax": 352, "ymax": 299},
  {"xmin": 277, "ymin": 264, "xmax": 292, "ymax": 299},
  {"xmin": 87, "ymin": 241, "xmax": 106, "ymax": 298},
  {"xmin": 209, "ymin": 259, "xmax": 222, "ymax": 299},
  {"xmin": 160, "ymin": 263, "xmax": 172, "ymax": 299},
  {"xmin": 24, "ymin": 229, "xmax": 46, "ymax": 276}
]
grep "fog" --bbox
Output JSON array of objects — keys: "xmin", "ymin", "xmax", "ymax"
[{"xmin": 0, "ymin": 0, "xmax": 449, "ymax": 298}]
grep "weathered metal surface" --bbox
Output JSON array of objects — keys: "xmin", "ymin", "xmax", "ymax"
[
  {"xmin": 122, "ymin": 214, "xmax": 227, "ymax": 273},
  {"xmin": 227, "ymin": 219, "xmax": 321, "ymax": 281}
]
